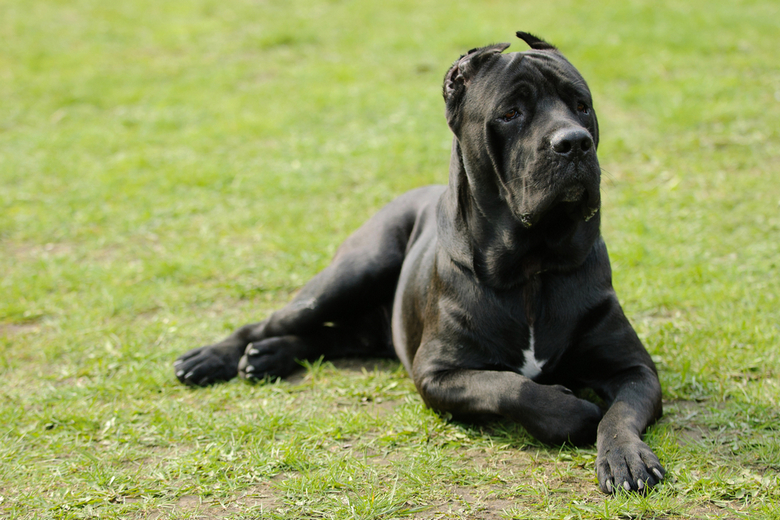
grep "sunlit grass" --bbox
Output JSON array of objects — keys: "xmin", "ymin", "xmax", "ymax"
[{"xmin": 1, "ymin": 0, "xmax": 778, "ymax": 518}]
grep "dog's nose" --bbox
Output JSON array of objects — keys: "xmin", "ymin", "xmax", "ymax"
[{"xmin": 551, "ymin": 128, "xmax": 593, "ymax": 157}]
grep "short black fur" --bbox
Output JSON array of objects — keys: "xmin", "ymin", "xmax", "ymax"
[{"xmin": 516, "ymin": 31, "xmax": 559, "ymax": 50}]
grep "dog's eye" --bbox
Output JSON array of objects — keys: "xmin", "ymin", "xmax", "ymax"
[
  {"xmin": 577, "ymin": 102, "xmax": 590, "ymax": 115},
  {"xmin": 500, "ymin": 109, "xmax": 520, "ymax": 122}
]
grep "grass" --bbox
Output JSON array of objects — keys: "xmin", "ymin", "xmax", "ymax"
[{"xmin": 1, "ymin": 0, "xmax": 779, "ymax": 518}]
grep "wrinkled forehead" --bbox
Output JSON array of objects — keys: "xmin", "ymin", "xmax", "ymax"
[{"xmin": 479, "ymin": 50, "xmax": 591, "ymax": 99}]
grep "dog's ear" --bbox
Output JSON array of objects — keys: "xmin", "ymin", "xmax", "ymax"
[
  {"xmin": 443, "ymin": 43, "xmax": 510, "ymax": 103},
  {"xmin": 515, "ymin": 31, "xmax": 558, "ymax": 51}
]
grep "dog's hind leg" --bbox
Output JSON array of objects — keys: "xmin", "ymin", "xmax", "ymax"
[
  {"xmin": 236, "ymin": 305, "xmax": 394, "ymax": 380},
  {"xmin": 174, "ymin": 186, "xmax": 441, "ymax": 386}
]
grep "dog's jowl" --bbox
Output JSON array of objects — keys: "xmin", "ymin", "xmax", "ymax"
[{"xmin": 174, "ymin": 32, "xmax": 665, "ymax": 494}]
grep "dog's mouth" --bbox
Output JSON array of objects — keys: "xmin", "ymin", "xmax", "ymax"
[
  {"xmin": 516, "ymin": 181, "xmax": 600, "ymax": 229},
  {"xmin": 558, "ymin": 183, "xmax": 600, "ymax": 221},
  {"xmin": 559, "ymin": 184, "xmax": 586, "ymax": 203}
]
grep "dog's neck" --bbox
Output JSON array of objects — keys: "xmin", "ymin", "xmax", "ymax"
[{"xmin": 437, "ymin": 138, "xmax": 601, "ymax": 290}]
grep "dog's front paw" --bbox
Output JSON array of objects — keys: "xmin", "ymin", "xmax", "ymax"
[
  {"xmin": 238, "ymin": 336, "xmax": 307, "ymax": 381},
  {"xmin": 521, "ymin": 384, "xmax": 602, "ymax": 446},
  {"xmin": 174, "ymin": 343, "xmax": 244, "ymax": 386},
  {"xmin": 597, "ymin": 435, "xmax": 665, "ymax": 494}
]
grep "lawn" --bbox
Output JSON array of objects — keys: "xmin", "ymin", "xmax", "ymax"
[{"xmin": 1, "ymin": 0, "xmax": 779, "ymax": 518}]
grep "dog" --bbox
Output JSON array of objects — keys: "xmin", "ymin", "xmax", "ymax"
[{"xmin": 174, "ymin": 32, "xmax": 665, "ymax": 494}]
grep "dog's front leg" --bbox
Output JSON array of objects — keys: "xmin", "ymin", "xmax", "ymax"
[
  {"xmin": 595, "ymin": 366, "xmax": 665, "ymax": 493},
  {"xmin": 413, "ymin": 365, "xmax": 603, "ymax": 446}
]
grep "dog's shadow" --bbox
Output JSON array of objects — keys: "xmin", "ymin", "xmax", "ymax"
[
  {"xmin": 283, "ymin": 356, "xmax": 404, "ymax": 385},
  {"xmin": 280, "ymin": 356, "xmax": 607, "ymax": 452}
]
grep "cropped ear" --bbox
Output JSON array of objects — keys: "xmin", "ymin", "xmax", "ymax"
[
  {"xmin": 515, "ymin": 31, "xmax": 558, "ymax": 51},
  {"xmin": 443, "ymin": 43, "xmax": 510, "ymax": 103}
]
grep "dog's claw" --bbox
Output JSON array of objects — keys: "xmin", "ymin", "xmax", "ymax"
[
  {"xmin": 176, "ymin": 370, "xmax": 184, "ymax": 378},
  {"xmin": 623, "ymin": 481, "xmax": 631, "ymax": 492},
  {"xmin": 247, "ymin": 348, "xmax": 259, "ymax": 356},
  {"xmin": 637, "ymin": 479, "xmax": 644, "ymax": 491},
  {"xmin": 653, "ymin": 468, "xmax": 664, "ymax": 480},
  {"xmin": 245, "ymin": 365, "xmax": 255, "ymax": 373},
  {"xmin": 605, "ymin": 480, "xmax": 612, "ymax": 493}
]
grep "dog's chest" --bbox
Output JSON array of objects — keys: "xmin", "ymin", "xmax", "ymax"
[
  {"xmin": 519, "ymin": 324, "xmax": 546, "ymax": 379},
  {"xmin": 479, "ymin": 285, "xmax": 568, "ymax": 380},
  {"xmin": 473, "ymin": 297, "xmax": 553, "ymax": 380}
]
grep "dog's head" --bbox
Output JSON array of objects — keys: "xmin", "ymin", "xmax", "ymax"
[{"xmin": 443, "ymin": 32, "xmax": 601, "ymax": 230}]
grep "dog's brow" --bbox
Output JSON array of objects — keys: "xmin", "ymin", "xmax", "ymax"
[
  {"xmin": 568, "ymin": 77, "xmax": 589, "ymax": 92},
  {"xmin": 502, "ymin": 82, "xmax": 536, "ymax": 104},
  {"xmin": 556, "ymin": 78, "xmax": 590, "ymax": 101}
]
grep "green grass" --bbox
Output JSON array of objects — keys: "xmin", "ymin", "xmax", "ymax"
[{"xmin": 2, "ymin": 0, "xmax": 779, "ymax": 518}]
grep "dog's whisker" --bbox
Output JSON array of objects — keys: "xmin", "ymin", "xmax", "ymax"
[{"xmin": 599, "ymin": 166, "xmax": 616, "ymax": 185}]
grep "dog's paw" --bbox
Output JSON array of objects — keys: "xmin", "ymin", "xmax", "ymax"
[
  {"xmin": 552, "ymin": 387, "xmax": 603, "ymax": 446},
  {"xmin": 523, "ymin": 384, "xmax": 602, "ymax": 446},
  {"xmin": 174, "ymin": 343, "xmax": 244, "ymax": 386},
  {"xmin": 237, "ymin": 336, "xmax": 307, "ymax": 381},
  {"xmin": 597, "ymin": 435, "xmax": 665, "ymax": 494}
]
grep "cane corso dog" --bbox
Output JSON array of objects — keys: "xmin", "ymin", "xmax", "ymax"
[{"xmin": 174, "ymin": 32, "xmax": 665, "ymax": 493}]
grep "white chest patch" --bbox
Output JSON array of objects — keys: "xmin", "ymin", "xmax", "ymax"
[{"xmin": 520, "ymin": 325, "xmax": 546, "ymax": 379}]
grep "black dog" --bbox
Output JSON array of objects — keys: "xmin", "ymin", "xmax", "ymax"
[{"xmin": 175, "ymin": 32, "xmax": 665, "ymax": 494}]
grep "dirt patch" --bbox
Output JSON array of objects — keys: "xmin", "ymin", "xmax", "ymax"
[
  {"xmin": 125, "ymin": 481, "xmax": 283, "ymax": 519},
  {"xmin": 687, "ymin": 503, "xmax": 746, "ymax": 520},
  {"xmin": 6, "ymin": 241, "xmax": 75, "ymax": 260},
  {"xmin": 675, "ymin": 424, "xmax": 708, "ymax": 445},
  {"xmin": 401, "ymin": 479, "xmax": 548, "ymax": 520},
  {"xmin": 663, "ymin": 399, "xmax": 719, "ymax": 446},
  {"xmin": 448, "ymin": 485, "xmax": 516, "ymax": 519},
  {"xmin": 0, "ymin": 322, "xmax": 40, "ymax": 336}
]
